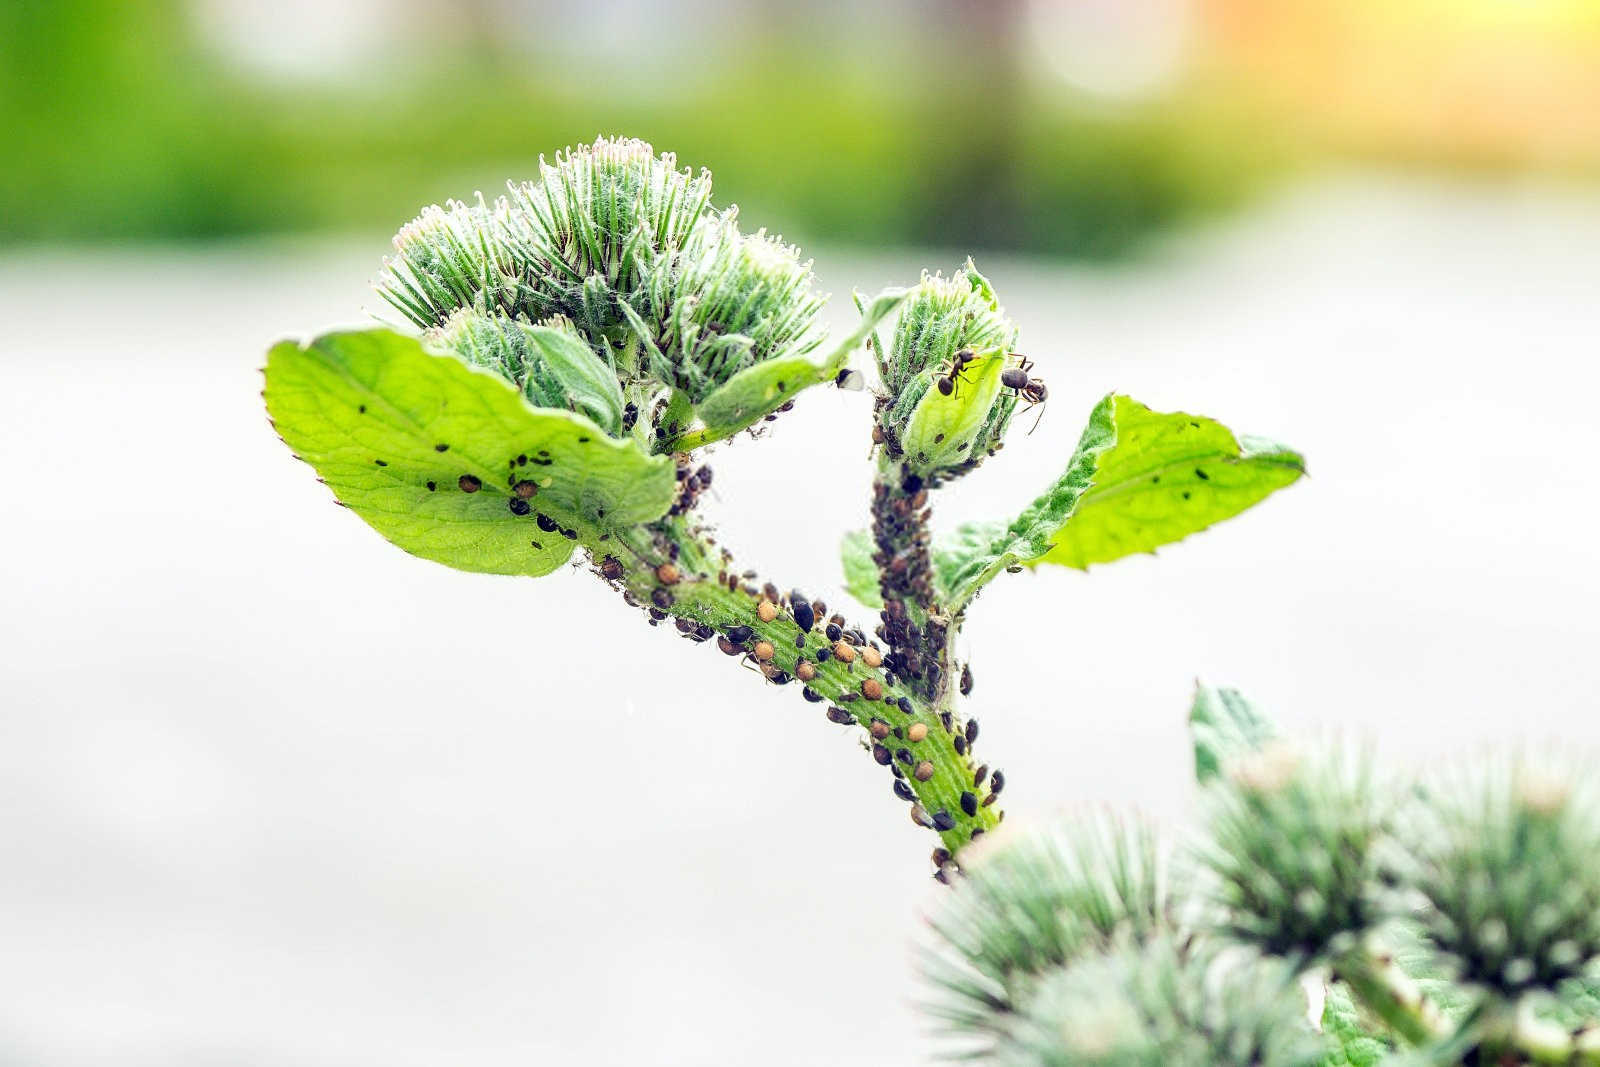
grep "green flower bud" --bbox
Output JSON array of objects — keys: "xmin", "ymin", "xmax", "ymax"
[
  {"xmin": 376, "ymin": 136, "xmax": 714, "ymax": 339},
  {"xmin": 377, "ymin": 196, "xmax": 531, "ymax": 330},
  {"xmin": 923, "ymin": 816, "xmax": 1172, "ymax": 1051},
  {"xmin": 506, "ymin": 135, "xmax": 713, "ymax": 298},
  {"xmin": 1202, "ymin": 744, "xmax": 1383, "ymax": 962},
  {"xmin": 633, "ymin": 213, "xmax": 826, "ymax": 403},
  {"xmin": 429, "ymin": 309, "xmax": 625, "ymax": 435},
  {"xmin": 998, "ymin": 938, "xmax": 1328, "ymax": 1067},
  {"xmin": 878, "ymin": 260, "xmax": 1028, "ymax": 481},
  {"xmin": 1399, "ymin": 761, "xmax": 1600, "ymax": 994}
]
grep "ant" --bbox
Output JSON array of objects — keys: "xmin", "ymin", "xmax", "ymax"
[
  {"xmin": 935, "ymin": 348, "xmax": 978, "ymax": 397},
  {"xmin": 1000, "ymin": 355, "xmax": 1048, "ymax": 434}
]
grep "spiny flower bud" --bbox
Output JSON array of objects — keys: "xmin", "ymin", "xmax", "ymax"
[
  {"xmin": 505, "ymin": 135, "xmax": 713, "ymax": 302},
  {"xmin": 998, "ymin": 938, "xmax": 1328, "ymax": 1067},
  {"xmin": 1203, "ymin": 746, "xmax": 1382, "ymax": 961},
  {"xmin": 877, "ymin": 260, "xmax": 1027, "ymax": 480},
  {"xmin": 1400, "ymin": 760, "xmax": 1600, "ymax": 994},
  {"xmin": 429, "ymin": 309, "xmax": 625, "ymax": 435},
  {"xmin": 635, "ymin": 213, "xmax": 826, "ymax": 402},
  {"xmin": 376, "ymin": 136, "xmax": 715, "ymax": 340},
  {"xmin": 923, "ymin": 815, "xmax": 1172, "ymax": 1050},
  {"xmin": 377, "ymin": 196, "xmax": 529, "ymax": 329}
]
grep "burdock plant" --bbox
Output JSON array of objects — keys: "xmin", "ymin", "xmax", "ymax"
[
  {"xmin": 924, "ymin": 684, "xmax": 1600, "ymax": 1064},
  {"xmin": 265, "ymin": 135, "xmax": 1318, "ymax": 1053}
]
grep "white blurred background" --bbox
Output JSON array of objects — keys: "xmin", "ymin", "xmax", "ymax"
[
  {"xmin": 5, "ymin": 0, "xmax": 1600, "ymax": 1062},
  {"xmin": 5, "ymin": 174, "xmax": 1599, "ymax": 1064}
]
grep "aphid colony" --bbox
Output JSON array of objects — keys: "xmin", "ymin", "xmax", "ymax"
[{"xmin": 587, "ymin": 543, "xmax": 1002, "ymax": 867}]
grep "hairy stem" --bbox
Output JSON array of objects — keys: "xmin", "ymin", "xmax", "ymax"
[{"xmin": 578, "ymin": 506, "xmax": 1002, "ymax": 863}]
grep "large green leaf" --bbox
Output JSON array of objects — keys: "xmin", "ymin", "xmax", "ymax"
[
  {"xmin": 265, "ymin": 327, "xmax": 677, "ymax": 576},
  {"xmin": 938, "ymin": 394, "xmax": 1304, "ymax": 606},
  {"xmin": 1033, "ymin": 396, "xmax": 1304, "ymax": 569}
]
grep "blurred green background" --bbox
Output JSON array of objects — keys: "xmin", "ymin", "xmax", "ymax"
[{"xmin": 4, "ymin": 0, "xmax": 1596, "ymax": 256}]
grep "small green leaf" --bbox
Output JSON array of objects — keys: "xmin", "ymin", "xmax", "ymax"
[
  {"xmin": 840, "ymin": 529, "xmax": 885, "ymax": 610},
  {"xmin": 693, "ymin": 352, "xmax": 835, "ymax": 439},
  {"xmin": 900, "ymin": 347, "xmax": 1006, "ymax": 476},
  {"xmin": 518, "ymin": 322, "xmax": 626, "ymax": 435},
  {"xmin": 265, "ymin": 327, "xmax": 677, "ymax": 576},
  {"xmin": 937, "ymin": 394, "xmax": 1304, "ymax": 607},
  {"xmin": 931, "ymin": 520, "xmax": 1008, "ymax": 603},
  {"xmin": 668, "ymin": 287, "xmax": 908, "ymax": 449},
  {"xmin": 1189, "ymin": 682, "xmax": 1277, "ymax": 785}
]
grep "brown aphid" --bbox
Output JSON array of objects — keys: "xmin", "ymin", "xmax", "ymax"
[
  {"xmin": 982, "ymin": 792, "xmax": 998, "ymax": 807},
  {"xmin": 869, "ymin": 719, "xmax": 891, "ymax": 741},
  {"xmin": 794, "ymin": 660, "xmax": 817, "ymax": 682},
  {"xmin": 907, "ymin": 722, "xmax": 929, "ymax": 743},
  {"xmin": 860, "ymin": 678, "xmax": 883, "ymax": 701},
  {"xmin": 656, "ymin": 563, "xmax": 680, "ymax": 585},
  {"xmin": 833, "ymin": 641, "xmax": 856, "ymax": 664},
  {"xmin": 457, "ymin": 474, "xmax": 481, "ymax": 493},
  {"xmin": 716, "ymin": 636, "xmax": 742, "ymax": 656},
  {"xmin": 914, "ymin": 760, "xmax": 935, "ymax": 782},
  {"xmin": 757, "ymin": 601, "xmax": 778, "ymax": 623},
  {"xmin": 752, "ymin": 640, "xmax": 775, "ymax": 661},
  {"xmin": 860, "ymin": 645, "xmax": 884, "ymax": 668},
  {"xmin": 513, "ymin": 480, "xmax": 538, "ymax": 499},
  {"xmin": 872, "ymin": 744, "xmax": 892, "ymax": 766},
  {"xmin": 931, "ymin": 847, "xmax": 952, "ymax": 867},
  {"xmin": 909, "ymin": 804, "xmax": 934, "ymax": 828},
  {"xmin": 599, "ymin": 556, "xmax": 624, "ymax": 581},
  {"xmin": 826, "ymin": 707, "xmax": 853, "ymax": 725}
]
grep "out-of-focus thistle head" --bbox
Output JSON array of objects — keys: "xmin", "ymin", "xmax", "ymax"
[
  {"xmin": 876, "ymin": 260, "xmax": 1026, "ymax": 482},
  {"xmin": 1202, "ymin": 742, "xmax": 1383, "ymax": 962},
  {"xmin": 1399, "ymin": 760, "xmax": 1600, "ymax": 995},
  {"xmin": 996, "ymin": 936, "xmax": 1329, "ymax": 1067},
  {"xmin": 632, "ymin": 214, "xmax": 826, "ymax": 403},
  {"xmin": 922, "ymin": 816, "xmax": 1173, "ymax": 1055}
]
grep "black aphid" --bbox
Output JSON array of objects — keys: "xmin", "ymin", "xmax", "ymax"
[{"xmin": 959, "ymin": 791, "xmax": 978, "ymax": 817}]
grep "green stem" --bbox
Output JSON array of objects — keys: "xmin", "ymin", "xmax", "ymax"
[{"xmin": 581, "ymin": 513, "xmax": 1002, "ymax": 862}]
